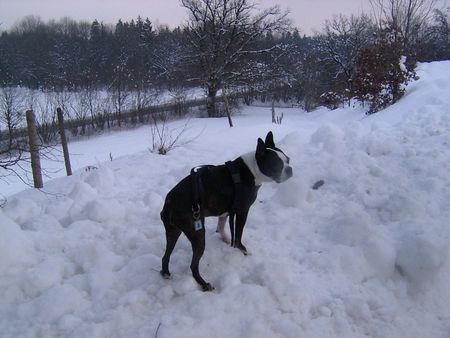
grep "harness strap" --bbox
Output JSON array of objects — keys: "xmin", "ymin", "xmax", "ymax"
[
  {"xmin": 225, "ymin": 161, "xmax": 242, "ymax": 247},
  {"xmin": 190, "ymin": 166, "xmax": 203, "ymax": 213},
  {"xmin": 225, "ymin": 161, "xmax": 241, "ymax": 206}
]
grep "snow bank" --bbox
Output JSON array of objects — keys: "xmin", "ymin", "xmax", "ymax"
[
  {"xmin": 0, "ymin": 210, "xmax": 36, "ymax": 272},
  {"xmin": 1, "ymin": 61, "xmax": 450, "ymax": 337}
]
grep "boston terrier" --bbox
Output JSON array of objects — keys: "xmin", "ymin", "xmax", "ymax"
[{"xmin": 160, "ymin": 131, "xmax": 292, "ymax": 291}]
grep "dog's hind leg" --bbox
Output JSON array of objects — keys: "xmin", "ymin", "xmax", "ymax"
[
  {"xmin": 160, "ymin": 224, "xmax": 181, "ymax": 279},
  {"xmin": 216, "ymin": 215, "xmax": 230, "ymax": 244},
  {"xmin": 185, "ymin": 225, "xmax": 214, "ymax": 291}
]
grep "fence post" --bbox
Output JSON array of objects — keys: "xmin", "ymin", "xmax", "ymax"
[
  {"xmin": 271, "ymin": 101, "xmax": 276, "ymax": 123},
  {"xmin": 222, "ymin": 88, "xmax": 233, "ymax": 128},
  {"xmin": 57, "ymin": 107, "xmax": 72, "ymax": 176},
  {"xmin": 26, "ymin": 110, "xmax": 43, "ymax": 189}
]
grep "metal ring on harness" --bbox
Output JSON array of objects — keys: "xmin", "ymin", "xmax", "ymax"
[{"xmin": 192, "ymin": 203, "xmax": 201, "ymax": 220}]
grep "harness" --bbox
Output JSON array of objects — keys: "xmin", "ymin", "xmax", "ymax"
[
  {"xmin": 190, "ymin": 162, "xmax": 242, "ymax": 245},
  {"xmin": 225, "ymin": 161, "xmax": 241, "ymax": 247},
  {"xmin": 190, "ymin": 165, "xmax": 210, "ymax": 231}
]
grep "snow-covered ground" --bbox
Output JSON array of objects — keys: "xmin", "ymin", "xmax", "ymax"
[{"xmin": 1, "ymin": 61, "xmax": 450, "ymax": 337}]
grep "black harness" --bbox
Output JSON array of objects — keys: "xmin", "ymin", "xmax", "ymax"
[
  {"xmin": 225, "ymin": 160, "xmax": 241, "ymax": 246},
  {"xmin": 190, "ymin": 165, "xmax": 211, "ymax": 231},
  {"xmin": 190, "ymin": 161, "xmax": 243, "ymax": 245}
]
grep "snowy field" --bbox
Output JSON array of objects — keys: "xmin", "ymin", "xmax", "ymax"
[
  {"xmin": 1, "ymin": 61, "xmax": 450, "ymax": 337},
  {"xmin": 0, "ymin": 86, "xmax": 205, "ymax": 131}
]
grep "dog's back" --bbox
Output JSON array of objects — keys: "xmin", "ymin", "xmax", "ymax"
[{"xmin": 161, "ymin": 165, "xmax": 234, "ymax": 227}]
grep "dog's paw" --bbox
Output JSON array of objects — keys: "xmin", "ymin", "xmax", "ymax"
[
  {"xmin": 235, "ymin": 243, "xmax": 248, "ymax": 255},
  {"xmin": 202, "ymin": 283, "xmax": 215, "ymax": 292},
  {"xmin": 160, "ymin": 270, "xmax": 172, "ymax": 280},
  {"xmin": 216, "ymin": 229, "xmax": 231, "ymax": 244},
  {"xmin": 221, "ymin": 234, "xmax": 231, "ymax": 245}
]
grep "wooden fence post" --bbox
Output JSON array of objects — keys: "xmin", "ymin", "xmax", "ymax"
[
  {"xmin": 57, "ymin": 107, "xmax": 72, "ymax": 176},
  {"xmin": 26, "ymin": 110, "xmax": 43, "ymax": 189},
  {"xmin": 222, "ymin": 88, "xmax": 233, "ymax": 128},
  {"xmin": 271, "ymin": 101, "xmax": 276, "ymax": 123}
]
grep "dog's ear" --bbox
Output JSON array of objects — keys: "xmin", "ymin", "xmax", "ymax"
[
  {"xmin": 265, "ymin": 131, "xmax": 275, "ymax": 148},
  {"xmin": 256, "ymin": 138, "xmax": 266, "ymax": 159}
]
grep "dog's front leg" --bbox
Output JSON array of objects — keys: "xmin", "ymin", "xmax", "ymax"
[
  {"xmin": 234, "ymin": 210, "xmax": 249, "ymax": 255},
  {"xmin": 216, "ymin": 215, "xmax": 230, "ymax": 244}
]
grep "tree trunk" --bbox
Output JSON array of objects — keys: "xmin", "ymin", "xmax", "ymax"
[
  {"xmin": 222, "ymin": 88, "xmax": 233, "ymax": 127},
  {"xmin": 271, "ymin": 101, "xmax": 276, "ymax": 123},
  {"xmin": 206, "ymin": 87, "xmax": 218, "ymax": 117}
]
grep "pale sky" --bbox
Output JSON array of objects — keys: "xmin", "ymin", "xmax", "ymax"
[{"xmin": 0, "ymin": 0, "xmax": 448, "ymax": 34}]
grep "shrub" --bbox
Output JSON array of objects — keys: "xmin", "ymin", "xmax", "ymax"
[{"xmin": 351, "ymin": 26, "xmax": 417, "ymax": 114}]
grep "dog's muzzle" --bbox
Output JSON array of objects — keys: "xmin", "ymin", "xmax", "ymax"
[
  {"xmin": 285, "ymin": 166, "xmax": 293, "ymax": 178},
  {"xmin": 276, "ymin": 166, "xmax": 293, "ymax": 183}
]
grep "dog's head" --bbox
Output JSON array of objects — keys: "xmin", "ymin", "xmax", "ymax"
[{"xmin": 255, "ymin": 131, "xmax": 293, "ymax": 183}]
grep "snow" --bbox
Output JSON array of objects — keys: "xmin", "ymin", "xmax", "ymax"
[
  {"xmin": 0, "ymin": 86, "xmax": 206, "ymax": 130},
  {"xmin": 1, "ymin": 61, "xmax": 450, "ymax": 337}
]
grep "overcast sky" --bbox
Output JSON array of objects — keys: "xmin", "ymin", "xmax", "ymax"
[{"xmin": 0, "ymin": 0, "xmax": 448, "ymax": 34}]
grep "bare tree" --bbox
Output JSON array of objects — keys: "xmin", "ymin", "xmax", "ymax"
[
  {"xmin": 369, "ymin": 0, "xmax": 438, "ymax": 51},
  {"xmin": 322, "ymin": 14, "xmax": 374, "ymax": 97},
  {"xmin": 11, "ymin": 15, "xmax": 44, "ymax": 34},
  {"xmin": 131, "ymin": 86, "xmax": 160, "ymax": 124},
  {"xmin": 420, "ymin": 8, "xmax": 450, "ymax": 60},
  {"xmin": 0, "ymin": 87, "xmax": 24, "ymax": 142},
  {"xmin": 150, "ymin": 113, "xmax": 193, "ymax": 155},
  {"xmin": 181, "ymin": 0, "xmax": 290, "ymax": 117},
  {"xmin": 35, "ymin": 92, "xmax": 58, "ymax": 143},
  {"xmin": 70, "ymin": 91, "xmax": 90, "ymax": 135},
  {"xmin": 0, "ymin": 88, "xmax": 61, "ymax": 188},
  {"xmin": 82, "ymin": 86, "xmax": 102, "ymax": 130},
  {"xmin": 110, "ymin": 55, "xmax": 130, "ymax": 128},
  {"xmin": 150, "ymin": 26, "xmax": 187, "ymax": 89},
  {"xmin": 0, "ymin": 87, "xmax": 26, "ymax": 179}
]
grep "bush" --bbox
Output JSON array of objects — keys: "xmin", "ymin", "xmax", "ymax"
[
  {"xmin": 351, "ymin": 26, "xmax": 417, "ymax": 114},
  {"xmin": 320, "ymin": 91, "xmax": 346, "ymax": 110}
]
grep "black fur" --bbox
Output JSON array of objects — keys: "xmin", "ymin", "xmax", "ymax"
[{"xmin": 159, "ymin": 132, "xmax": 291, "ymax": 291}]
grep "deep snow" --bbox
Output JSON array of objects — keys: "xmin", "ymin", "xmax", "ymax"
[{"xmin": 1, "ymin": 61, "xmax": 450, "ymax": 337}]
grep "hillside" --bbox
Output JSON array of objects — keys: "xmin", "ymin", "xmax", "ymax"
[{"xmin": 1, "ymin": 61, "xmax": 450, "ymax": 337}]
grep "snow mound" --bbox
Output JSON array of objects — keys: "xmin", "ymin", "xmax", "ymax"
[
  {"xmin": 396, "ymin": 230, "xmax": 449, "ymax": 287},
  {"xmin": 84, "ymin": 166, "xmax": 116, "ymax": 194},
  {"xmin": 1, "ymin": 61, "xmax": 450, "ymax": 337},
  {"xmin": 0, "ymin": 210, "xmax": 36, "ymax": 271}
]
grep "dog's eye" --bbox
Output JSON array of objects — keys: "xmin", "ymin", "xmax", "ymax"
[{"xmin": 286, "ymin": 157, "xmax": 290, "ymax": 164}]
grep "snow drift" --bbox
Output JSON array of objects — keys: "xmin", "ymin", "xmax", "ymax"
[{"xmin": 0, "ymin": 61, "xmax": 450, "ymax": 337}]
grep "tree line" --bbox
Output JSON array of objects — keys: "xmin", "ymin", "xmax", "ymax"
[{"xmin": 1, "ymin": 1, "xmax": 448, "ymax": 113}]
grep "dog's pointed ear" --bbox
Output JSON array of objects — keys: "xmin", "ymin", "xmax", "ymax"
[
  {"xmin": 265, "ymin": 131, "xmax": 275, "ymax": 148},
  {"xmin": 256, "ymin": 138, "xmax": 266, "ymax": 159}
]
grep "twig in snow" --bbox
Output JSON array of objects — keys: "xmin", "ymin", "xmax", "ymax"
[{"xmin": 155, "ymin": 322, "xmax": 162, "ymax": 338}]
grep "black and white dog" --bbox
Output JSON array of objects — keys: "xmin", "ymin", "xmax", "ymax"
[{"xmin": 160, "ymin": 131, "xmax": 292, "ymax": 291}]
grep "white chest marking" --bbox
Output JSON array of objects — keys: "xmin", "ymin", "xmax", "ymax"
[{"xmin": 240, "ymin": 152, "xmax": 272, "ymax": 186}]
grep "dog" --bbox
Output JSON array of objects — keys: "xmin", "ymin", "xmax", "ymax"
[{"xmin": 160, "ymin": 131, "xmax": 292, "ymax": 291}]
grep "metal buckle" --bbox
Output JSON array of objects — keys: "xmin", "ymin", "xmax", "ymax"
[
  {"xmin": 192, "ymin": 203, "xmax": 203, "ymax": 231},
  {"xmin": 192, "ymin": 203, "xmax": 201, "ymax": 220}
]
